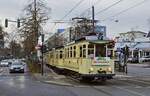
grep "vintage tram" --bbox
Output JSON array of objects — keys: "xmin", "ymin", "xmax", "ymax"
[{"xmin": 44, "ymin": 39, "xmax": 115, "ymax": 81}]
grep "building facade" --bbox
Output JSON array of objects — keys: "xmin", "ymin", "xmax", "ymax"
[{"xmin": 115, "ymin": 31, "xmax": 150, "ymax": 63}]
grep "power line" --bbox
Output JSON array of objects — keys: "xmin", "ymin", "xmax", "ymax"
[
  {"xmin": 95, "ymin": 0, "xmax": 124, "ymax": 16},
  {"xmin": 103, "ymin": 0, "xmax": 149, "ymax": 21},
  {"xmin": 61, "ymin": 0, "xmax": 85, "ymax": 20},
  {"xmin": 79, "ymin": 0, "xmax": 103, "ymax": 17},
  {"xmin": 50, "ymin": 0, "xmax": 85, "ymax": 32}
]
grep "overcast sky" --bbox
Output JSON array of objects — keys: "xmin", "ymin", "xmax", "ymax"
[{"xmin": 0, "ymin": 0, "xmax": 150, "ymax": 38}]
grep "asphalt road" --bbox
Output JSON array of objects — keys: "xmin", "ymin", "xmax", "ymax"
[{"xmin": 0, "ymin": 63, "xmax": 150, "ymax": 96}]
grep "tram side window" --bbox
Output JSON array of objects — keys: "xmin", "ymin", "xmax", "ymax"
[
  {"xmin": 73, "ymin": 46, "xmax": 76, "ymax": 58},
  {"xmin": 60, "ymin": 51, "xmax": 63, "ymax": 59},
  {"xmin": 70, "ymin": 47, "xmax": 72, "ymax": 58},
  {"xmin": 67, "ymin": 48, "xmax": 69, "ymax": 58},
  {"xmin": 80, "ymin": 46, "xmax": 82, "ymax": 57},
  {"xmin": 83, "ymin": 45, "xmax": 86, "ymax": 58},
  {"xmin": 88, "ymin": 44, "xmax": 94, "ymax": 58}
]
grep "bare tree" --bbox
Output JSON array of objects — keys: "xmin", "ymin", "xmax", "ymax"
[
  {"xmin": 20, "ymin": 0, "xmax": 51, "ymax": 56},
  {"xmin": 9, "ymin": 40, "xmax": 22, "ymax": 58}
]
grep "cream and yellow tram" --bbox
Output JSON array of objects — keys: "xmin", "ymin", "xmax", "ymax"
[{"xmin": 44, "ymin": 39, "xmax": 115, "ymax": 81}]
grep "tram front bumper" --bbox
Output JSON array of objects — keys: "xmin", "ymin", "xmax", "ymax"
[{"xmin": 81, "ymin": 74, "xmax": 115, "ymax": 79}]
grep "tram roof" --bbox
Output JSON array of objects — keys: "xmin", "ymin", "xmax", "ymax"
[{"xmin": 88, "ymin": 40, "xmax": 114, "ymax": 44}]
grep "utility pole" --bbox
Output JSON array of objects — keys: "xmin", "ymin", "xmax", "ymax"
[
  {"xmin": 92, "ymin": 6, "xmax": 95, "ymax": 33},
  {"xmin": 34, "ymin": 0, "xmax": 38, "ymax": 45},
  {"xmin": 41, "ymin": 34, "xmax": 44, "ymax": 76}
]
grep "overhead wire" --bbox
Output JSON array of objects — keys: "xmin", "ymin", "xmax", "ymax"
[
  {"xmin": 50, "ymin": 0, "xmax": 85, "ymax": 32},
  {"xmin": 79, "ymin": 0, "xmax": 103, "ymax": 17},
  {"xmin": 103, "ymin": 0, "xmax": 149, "ymax": 21},
  {"xmin": 60, "ymin": 0, "xmax": 85, "ymax": 20},
  {"xmin": 95, "ymin": 0, "xmax": 124, "ymax": 16}
]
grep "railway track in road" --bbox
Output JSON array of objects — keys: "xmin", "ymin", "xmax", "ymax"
[
  {"xmin": 113, "ymin": 76, "xmax": 150, "ymax": 87},
  {"xmin": 67, "ymin": 75, "xmax": 150, "ymax": 96}
]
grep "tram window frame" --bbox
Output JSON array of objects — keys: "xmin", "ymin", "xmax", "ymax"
[
  {"xmin": 57, "ymin": 51, "xmax": 59, "ymax": 59},
  {"xmin": 88, "ymin": 44, "xmax": 94, "ymax": 58},
  {"xmin": 64, "ymin": 48, "xmax": 67, "ymax": 59},
  {"xmin": 55, "ymin": 52, "xmax": 57, "ymax": 59},
  {"xmin": 83, "ymin": 45, "xmax": 86, "ymax": 58}
]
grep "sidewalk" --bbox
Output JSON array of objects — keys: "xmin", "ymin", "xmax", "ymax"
[{"xmin": 32, "ymin": 65, "xmax": 74, "ymax": 86}]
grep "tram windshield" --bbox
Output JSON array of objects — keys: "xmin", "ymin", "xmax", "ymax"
[
  {"xmin": 88, "ymin": 43, "xmax": 113, "ymax": 59},
  {"xmin": 95, "ymin": 44, "xmax": 106, "ymax": 57}
]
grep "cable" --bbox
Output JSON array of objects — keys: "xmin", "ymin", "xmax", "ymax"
[
  {"xmin": 95, "ymin": 0, "xmax": 124, "ymax": 16},
  {"xmin": 103, "ymin": 0, "xmax": 149, "ymax": 21},
  {"xmin": 50, "ymin": 0, "xmax": 85, "ymax": 32},
  {"xmin": 79, "ymin": 0, "xmax": 103, "ymax": 17},
  {"xmin": 61, "ymin": 0, "xmax": 85, "ymax": 20}
]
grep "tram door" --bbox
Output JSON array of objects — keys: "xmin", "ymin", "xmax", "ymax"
[{"xmin": 77, "ymin": 45, "xmax": 87, "ymax": 71}]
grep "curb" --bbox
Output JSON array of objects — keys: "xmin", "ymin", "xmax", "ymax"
[
  {"xmin": 114, "ymin": 75, "xmax": 133, "ymax": 79},
  {"xmin": 41, "ymin": 80, "xmax": 74, "ymax": 86},
  {"xmin": 32, "ymin": 73, "xmax": 75, "ymax": 87}
]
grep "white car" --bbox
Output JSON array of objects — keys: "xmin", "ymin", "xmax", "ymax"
[
  {"xmin": 9, "ymin": 62, "xmax": 25, "ymax": 73},
  {"xmin": 140, "ymin": 56, "xmax": 150, "ymax": 62},
  {"xmin": 0, "ymin": 60, "xmax": 11, "ymax": 67}
]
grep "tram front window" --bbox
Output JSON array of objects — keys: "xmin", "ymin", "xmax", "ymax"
[{"xmin": 95, "ymin": 44, "xmax": 106, "ymax": 57}]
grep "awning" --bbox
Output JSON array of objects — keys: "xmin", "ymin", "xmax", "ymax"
[
  {"xmin": 114, "ymin": 42, "xmax": 134, "ymax": 50},
  {"xmin": 134, "ymin": 43, "xmax": 150, "ymax": 51}
]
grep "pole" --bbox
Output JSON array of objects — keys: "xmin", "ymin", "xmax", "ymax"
[
  {"xmin": 92, "ymin": 6, "xmax": 95, "ymax": 33},
  {"xmin": 34, "ymin": 0, "xmax": 38, "ymax": 44},
  {"xmin": 125, "ymin": 46, "xmax": 128, "ymax": 74},
  {"xmin": 41, "ymin": 34, "xmax": 44, "ymax": 76}
]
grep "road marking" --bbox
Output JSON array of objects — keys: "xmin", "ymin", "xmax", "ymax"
[
  {"xmin": 128, "ymin": 79, "xmax": 150, "ymax": 85},
  {"xmin": 92, "ymin": 86, "xmax": 112, "ymax": 96}
]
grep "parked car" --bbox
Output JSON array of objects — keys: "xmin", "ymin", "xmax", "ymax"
[
  {"xmin": 9, "ymin": 62, "xmax": 25, "ymax": 73},
  {"xmin": 127, "ymin": 57, "xmax": 139, "ymax": 63},
  {"xmin": 0, "ymin": 60, "xmax": 11, "ymax": 67},
  {"xmin": 140, "ymin": 56, "xmax": 150, "ymax": 62}
]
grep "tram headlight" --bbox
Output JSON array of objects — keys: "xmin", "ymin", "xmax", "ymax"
[
  {"xmin": 107, "ymin": 67, "xmax": 112, "ymax": 72},
  {"xmin": 89, "ymin": 67, "xmax": 94, "ymax": 72}
]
